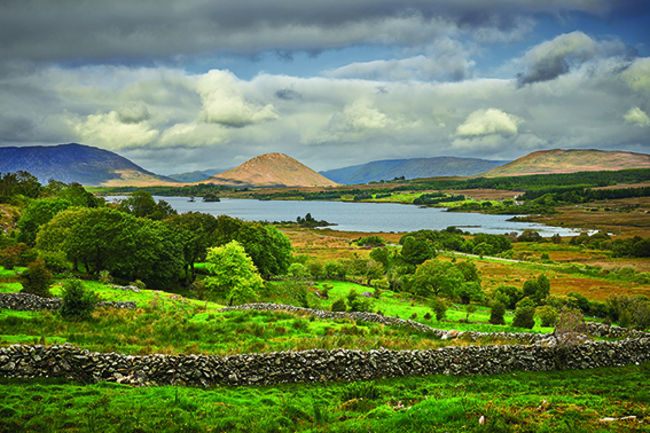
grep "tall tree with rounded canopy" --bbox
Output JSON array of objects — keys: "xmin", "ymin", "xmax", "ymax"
[{"xmin": 205, "ymin": 240, "xmax": 263, "ymax": 305}]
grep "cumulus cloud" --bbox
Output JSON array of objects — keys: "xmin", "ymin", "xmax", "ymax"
[
  {"xmin": 455, "ymin": 108, "xmax": 523, "ymax": 136},
  {"xmin": 624, "ymin": 107, "xmax": 650, "ymax": 127},
  {"xmin": 516, "ymin": 31, "xmax": 633, "ymax": 87},
  {"xmin": 70, "ymin": 110, "xmax": 160, "ymax": 150},
  {"xmin": 197, "ymin": 70, "xmax": 279, "ymax": 127}
]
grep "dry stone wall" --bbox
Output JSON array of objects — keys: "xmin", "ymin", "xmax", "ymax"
[
  {"xmin": 0, "ymin": 292, "xmax": 136, "ymax": 311},
  {"xmin": 1, "ymin": 339, "xmax": 649, "ymax": 387}
]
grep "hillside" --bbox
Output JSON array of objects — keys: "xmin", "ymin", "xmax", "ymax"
[
  {"xmin": 168, "ymin": 169, "xmax": 226, "ymax": 183},
  {"xmin": 482, "ymin": 149, "xmax": 650, "ymax": 177},
  {"xmin": 0, "ymin": 143, "xmax": 177, "ymax": 187},
  {"xmin": 320, "ymin": 157, "xmax": 507, "ymax": 185},
  {"xmin": 205, "ymin": 153, "xmax": 339, "ymax": 188}
]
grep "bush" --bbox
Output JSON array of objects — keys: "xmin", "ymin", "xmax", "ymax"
[
  {"xmin": 331, "ymin": 298, "xmax": 347, "ymax": 312},
  {"xmin": 60, "ymin": 280, "xmax": 99, "ymax": 321},
  {"xmin": 512, "ymin": 303, "xmax": 536, "ymax": 329},
  {"xmin": 346, "ymin": 288, "xmax": 372, "ymax": 312},
  {"xmin": 430, "ymin": 297, "xmax": 447, "ymax": 321},
  {"xmin": 19, "ymin": 260, "xmax": 52, "ymax": 298},
  {"xmin": 489, "ymin": 301, "xmax": 506, "ymax": 325},
  {"xmin": 537, "ymin": 305, "xmax": 559, "ymax": 327}
]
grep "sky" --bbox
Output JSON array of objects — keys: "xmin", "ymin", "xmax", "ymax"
[{"xmin": 1, "ymin": 0, "xmax": 649, "ymax": 174}]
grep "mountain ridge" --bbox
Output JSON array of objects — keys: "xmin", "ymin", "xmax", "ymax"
[
  {"xmin": 320, "ymin": 156, "xmax": 507, "ymax": 184},
  {"xmin": 0, "ymin": 143, "xmax": 177, "ymax": 186},
  {"xmin": 481, "ymin": 149, "xmax": 650, "ymax": 177}
]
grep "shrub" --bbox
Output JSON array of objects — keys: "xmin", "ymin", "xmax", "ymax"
[
  {"xmin": 489, "ymin": 301, "xmax": 506, "ymax": 325},
  {"xmin": 537, "ymin": 305, "xmax": 559, "ymax": 327},
  {"xmin": 99, "ymin": 270, "xmax": 112, "ymax": 284},
  {"xmin": 331, "ymin": 298, "xmax": 347, "ymax": 312},
  {"xmin": 60, "ymin": 280, "xmax": 99, "ymax": 321},
  {"xmin": 512, "ymin": 300, "xmax": 536, "ymax": 329},
  {"xmin": 346, "ymin": 289, "xmax": 372, "ymax": 312},
  {"xmin": 19, "ymin": 260, "xmax": 52, "ymax": 298},
  {"xmin": 130, "ymin": 280, "xmax": 146, "ymax": 291},
  {"xmin": 430, "ymin": 297, "xmax": 447, "ymax": 321}
]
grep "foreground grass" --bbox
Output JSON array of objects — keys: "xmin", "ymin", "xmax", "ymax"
[{"xmin": 1, "ymin": 365, "xmax": 649, "ymax": 432}]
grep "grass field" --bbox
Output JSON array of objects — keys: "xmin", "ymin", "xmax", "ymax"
[{"xmin": 1, "ymin": 364, "xmax": 649, "ymax": 432}]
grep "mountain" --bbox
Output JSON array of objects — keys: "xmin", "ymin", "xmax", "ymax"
[
  {"xmin": 204, "ymin": 153, "xmax": 339, "ymax": 188},
  {"xmin": 0, "ymin": 143, "xmax": 177, "ymax": 186},
  {"xmin": 320, "ymin": 157, "xmax": 507, "ymax": 184},
  {"xmin": 168, "ymin": 169, "xmax": 227, "ymax": 183},
  {"xmin": 481, "ymin": 149, "xmax": 650, "ymax": 177}
]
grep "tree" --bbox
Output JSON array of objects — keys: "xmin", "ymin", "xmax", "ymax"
[
  {"xmin": 213, "ymin": 215, "xmax": 293, "ymax": 278},
  {"xmin": 205, "ymin": 240, "xmax": 264, "ymax": 305},
  {"xmin": 16, "ymin": 198, "xmax": 73, "ymax": 246},
  {"xmin": 489, "ymin": 301, "xmax": 506, "ymax": 325},
  {"xmin": 456, "ymin": 260, "xmax": 480, "ymax": 283},
  {"xmin": 163, "ymin": 212, "xmax": 219, "ymax": 283},
  {"xmin": 36, "ymin": 207, "xmax": 183, "ymax": 289},
  {"xmin": 512, "ymin": 298, "xmax": 536, "ymax": 329},
  {"xmin": 400, "ymin": 236, "xmax": 436, "ymax": 266},
  {"xmin": 60, "ymin": 280, "xmax": 99, "ymax": 321},
  {"xmin": 412, "ymin": 259, "xmax": 462, "ymax": 298},
  {"xmin": 118, "ymin": 191, "xmax": 177, "ymax": 220},
  {"xmin": 456, "ymin": 281, "xmax": 484, "ymax": 305}
]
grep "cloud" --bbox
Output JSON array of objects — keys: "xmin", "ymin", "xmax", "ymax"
[
  {"xmin": 624, "ymin": 107, "xmax": 650, "ymax": 127},
  {"xmin": 516, "ymin": 31, "xmax": 633, "ymax": 87},
  {"xmin": 323, "ymin": 38, "xmax": 476, "ymax": 82},
  {"xmin": 197, "ymin": 70, "xmax": 279, "ymax": 127},
  {"xmin": 621, "ymin": 57, "xmax": 650, "ymax": 92},
  {"xmin": 70, "ymin": 110, "xmax": 160, "ymax": 149},
  {"xmin": 455, "ymin": 108, "xmax": 523, "ymax": 136},
  {"xmin": 0, "ymin": 0, "xmax": 626, "ymax": 68}
]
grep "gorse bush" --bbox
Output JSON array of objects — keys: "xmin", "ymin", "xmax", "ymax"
[{"xmin": 60, "ymin": 280, "xmax": 99, "ymax": 321}]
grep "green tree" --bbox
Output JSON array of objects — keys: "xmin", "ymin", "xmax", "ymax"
[
  {"xmin": 412, "ymin": 259, "xmax": 462, "ymax": 298},
  {"xmin": 513, "ymin": 298, "xmax": 536, "ymax": 329},
  {"xmin": 205, "ymin": 240, "xmax": 264, "ymax": 305},
  {"xmin": 213, "ymin": 216, "xmax": 293, "ymax": 278},
  {"xmin": 489, "ymin": 301, "xmax": 506, "ymax": 325},
  {"xmin": 16, "ymin": 198, "xmax": 73, "ymax": 246},
  {"xmin": 163, "ymin": 212, "xmax": 219, "ymax": 283},
  {"xmin": 400, "ymin": 236, "xmax": 436, "ymax": 266},
  {"xmin": 118, "ymin": 191, "xmax": 177, "ymax": 220}
]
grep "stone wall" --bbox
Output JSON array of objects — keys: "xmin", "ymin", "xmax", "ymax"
[
  {"xmin": 0, "ymin": 292, "xmax": 136, "ymax": 311},
  {"xmin": 1, "ymin": 338, "xmax": 648, "ymax": 387}
]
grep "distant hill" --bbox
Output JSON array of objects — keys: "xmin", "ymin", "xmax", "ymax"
[
  {"xmin": 168, "ymin": 169, "xmax": 228, "ymax": 183},
  {"xmin": 320, "ymin": 157, "xmax": 507, "ymax": 184},
  {"xmin": 0, "ymin": 143, "xmax": 177, "ymax": 186},
  {"xmin": 205, "ymin": 153, "xmax": 339, "ymax": 188},
  {"xmin": 482, "ymin": 149, "xmax": 650, "ymax": 177}
]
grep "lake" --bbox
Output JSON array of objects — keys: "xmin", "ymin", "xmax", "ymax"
[{"xmin": 108, "ymin": 196, "xmax": 583, "ymax": 236}]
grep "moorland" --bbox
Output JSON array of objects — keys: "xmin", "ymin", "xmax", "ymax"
[{"xmin": 1, "ymin": 166, "xmax": 650, "ymax": 432}]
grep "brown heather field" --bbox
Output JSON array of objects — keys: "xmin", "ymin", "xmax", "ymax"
[{"xmin": 518, "ymin": 197, "xmax": 650, "ymax": 238}]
